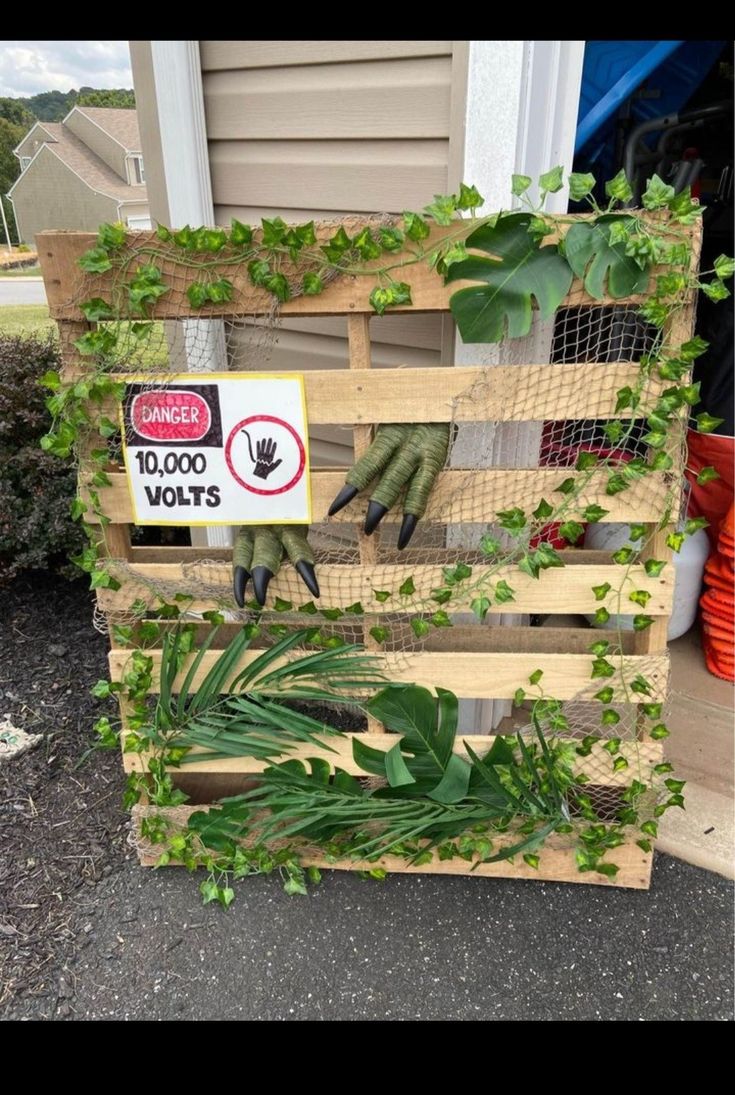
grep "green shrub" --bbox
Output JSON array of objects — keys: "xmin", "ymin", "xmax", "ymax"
[
  {"xmin": 17, "ymin": 243, "xmax": 31, "ymax": 253},
  {"xmin": 0, "ymin": 334, "xmax": 84, "ymax": 581}
]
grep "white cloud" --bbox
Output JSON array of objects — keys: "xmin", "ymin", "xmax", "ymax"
[{"xmin": 0, "ymin": 41, "xmax": 132, "ymax": 97}]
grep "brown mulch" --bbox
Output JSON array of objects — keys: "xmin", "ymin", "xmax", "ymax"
[{"xmin": 0, "ymin": 572, "xmax": 127, "ymax": 1016}]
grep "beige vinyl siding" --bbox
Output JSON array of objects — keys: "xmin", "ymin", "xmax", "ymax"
[
  {"xmin": 11, "ymin": 145, "xmax": 117, "ymax": 247},
  {"xmin": 15, "ymin": 124, "xmax": 56, "ymax": 161},
  {"xmin": 64, "ymin": 109, "xmax": 127, "ymax": 180},
  {"xmin": 200, "ymin": 40, "xmax": 460, "ymax": 465}
]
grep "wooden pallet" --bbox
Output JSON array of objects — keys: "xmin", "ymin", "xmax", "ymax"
[{"xmin": 37, "ymin": 216, "xmax": 700, "ymax": 890}]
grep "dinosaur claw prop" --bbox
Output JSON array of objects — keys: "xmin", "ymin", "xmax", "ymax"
[
  {"xmin": 251, "ymin": 566, "xmax": 274, "ymax": 607},
  {"xmin": 328, "ymin": 484, "xmax": 359, "ymax": 516},
  {"xmin": 397, "ymin": 513, "xmax": 419, "ymax": 550},
  {"xmin": 327, "ymin": 423, "xmax": 450, "ymax": 544},
  {"xmin": 233, "ymin": 565, "xmax": 250, "ymax": 607},
  {"xmin": 295, "ymin": 560, "xmax": 320, "ymax": 598},
  {"xmin": 364, "ymin": 501, "xmax": 388, "ymax": 535}
]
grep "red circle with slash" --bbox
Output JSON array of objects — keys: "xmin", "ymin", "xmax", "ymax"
[{"xmin": 225, "ymin": 414, "xmax": 306, "ymax": 496}]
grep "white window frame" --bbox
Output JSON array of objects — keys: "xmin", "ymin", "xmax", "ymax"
[
  {"xmin": 126, "ymin": 214, "xmax": 152, "ymax": 230},
  {"xmin": 20, "ymin": 156, "xmax": 32, "ymax": 171}
]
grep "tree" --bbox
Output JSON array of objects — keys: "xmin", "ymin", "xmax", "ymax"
[
  {"xmin": 0, "ymin": 98, "xmax": 35, "ymax": 128},
  {"xmin": 0, "ymin": 116, "xmax": 25, "ymax": 245},
  {"xmin": 77, "ymin": 87, "xmax": 135, "ymax": 108}
]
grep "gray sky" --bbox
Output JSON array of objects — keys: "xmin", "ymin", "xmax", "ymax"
[{"xmin": 0, "ymin": 41, "xmax": 132, "ymax": 98}]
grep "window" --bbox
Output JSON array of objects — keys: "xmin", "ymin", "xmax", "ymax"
[
  {"xmin": 20, "ymin": 156, "xmax": 31, "ymax": 171},
  {"xmin": 127, "ymin": 215, "xmax": 152, "ymax": 230},
  {"xmin": 130, "ymin": 155, "xmax": 145, "ymax": 185}
]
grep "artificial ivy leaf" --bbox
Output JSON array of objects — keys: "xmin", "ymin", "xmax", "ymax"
[
  {"xmin": 494, "ymin": 580, "xmax": 515, "ymax": 604},
  {"xmin": 612, "ymin": 547, "xmax": 635, "ymax": 565},
  {"xmin": 431, "ymin": 611, "xmax": 452, "ymax": 628},
  {"xmin": 605, "ymin": 169, "xmax": 633, "ymax": 204},
  {"xmin": 424, "ymin": 194, "xmax": 457, "ymax": 226},
  {"xmin": 352, "ymin": 227, "xmax": 382, "ymax": 260},
  {"xmin": 685, "ymin": 517, "xmax": 709, "ymax": 535},
  {"xmin": 80, "ymin": 297, "xmax": 114, "ymax": 321},
  {"xmin": 603, "ymin": 420, "xmax": 625, "ymax": 444},
  {"xmin": 456, "ymin": 182, "xmax": 484, "ymax": 211},
  {"xmin": 591, "ymin": 657, "xmax": 615, "ymax": 679},
  {"xmin": 667, "ymin": 531, "xmax": 685, "ymax": 553},
  {"xmin": 696, "ymin": 466, "xmax": 720, "ymax": 485},
  {"xmin": 369, "ymin": 626, "xmax": 389, "ymax": 644},
  {"xmin": 556, "ymin": 477, "xmax": 576, "ymax": 495},
  {"xmin": 700, "ymin": 278, "xmax": 730, "ymax": 302},
  {"xmin": 399, "ymin": 576, "xmax": 416, "ymax": 597},
  {"xmin": 98, "ymin": 222, "xmax": 127, "ymax": 250},
  {"xmin": 379, "ymin": 227, "xmax": 405, "ymax": 252},
  {"xmin": 539, "ymin": 165, "xmax": 564, "ymax": 195},
  {"xmin": 629, "ymin": 589, "xmax": 651, "ymax": 607},
  {"xmin": 187, "ymin": 282, "xmax": 209, "ymax": 308},
  {"xmin": 643, "ymin": 559, "xmax": 666, "ymax": 578},
  {"xmin": 79, "ymin": 247, "xmax": 113, "ymax": 274},
  {"xmin": 497, "ymin": 506, "xmax": 526, "ymax": 533},
  {"xmin": 568, "ymin": 172, "xmax": 596, "ymax": 202},
  {"xmin": 479, "ymin": 534, "xmax": 501, "ymax": 556},
  {"xmin": 667, "ymin": 186, "xmax": 701, "ymax": 225},
  {"xmin": 302, "ymin": 273, "xmax": 323, "ymax": 296},
  {"xmin": 714, "ymin": 254, "xmax": 735, "ymax": 280},
  {"xmin": 403, "ymin": 211, "xmax": 430, "ymax": 242},
  {"xmin": 511, "ymin": 174, "xmax": 532, "ymax": 197},
  {"xmin": 230, "ymin": 218, "xmax": 253, "ymax": 246},
  {"xmin": 583, "ymin": 504, "xmax": 609, "ymax": 523},
  {"xmin": 559, "ymin": 520, "xmax": 584, "ymax": 544},
  {"xmin": 565, "ymin": 215, "xmax": 650, "ymax": 300},
  {"xmin": 594, "ymin": 608, "xmax": 610, "ymax": 625},
  {"xmin": 642, "ymin": 174, "xmax": 675, "ymax": 210},
  {"xmin": 680, "ymin": 336, "xmax": 709, "ymax": 361},
  {"xmin": 514, "ymin": 688, "xmax": 526, "ymax": 707},
  {"xmin": 695, "ymin": 412, "xmax": 724, "ymax": 433},
  {"xmin": 446, "ymin": 212, "xmax": 573, "ymax": 343},
  {"xmin": 633, "ymin": 615, "xmax": 654, "ymax": 631},
  {"xmin": 679, "ymin": 382, "xmax": 701, "ymax": 406},
  {"xmin": 345, "ymin": 601, "xmax": 364, "ymax": 615},
  {"xmin": 373, "ymin": 589, "xmax": 391, "ymax": 603},
  {"xmin": 260, "ymin": 216, "xmax": 288, "ymax": 248},
  {"xmin": 431, "ymin": 588, "xmax": 452, "ymax": 604},
  {"xmin": 471, "ymin": 596, "xmax": 491, "ymax": 621},
  {"xmin": 576, "ymin": 451, "xmax": 598, "ymax": 471},
  {"xmin": 528, "ymin": 669, "xmax": 543, "ymax": 686},
  {"xmin": 264, "ymin": 273, "xmax": 290, "ymax": 303},
  {"xmin": 411, "ymin": 618, "xmax": 431, "ymax": 639},
  {"xmin": 532, "ymin": 498, "xmax": 554, "ymax": 520}
]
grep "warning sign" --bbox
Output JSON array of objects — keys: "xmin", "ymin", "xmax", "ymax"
[{"xmin": 121, "ymin": 374, "xmax": 311, "ymax": 525}]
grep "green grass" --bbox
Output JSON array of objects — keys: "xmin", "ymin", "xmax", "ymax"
[
  {"xmin": 0, "ymin": 265, "xmax": 42, "ymax": 277},
  {"xmin": 0, "ymin": 304, "xmax": 55, "ymax": 337}
]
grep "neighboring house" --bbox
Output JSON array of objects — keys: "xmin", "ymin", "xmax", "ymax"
[{"xmin": 8, "ymin": 106, "xmax": 151, "ymax": 246}]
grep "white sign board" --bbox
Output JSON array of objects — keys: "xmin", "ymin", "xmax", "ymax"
[{"xmin": 121, "ymin": 374, "xmax": 311, "ymax": 526}]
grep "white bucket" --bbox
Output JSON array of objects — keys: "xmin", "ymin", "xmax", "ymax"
[{"xmin": 584, "ymin": 522, "xmax": 710, "ymax": 640}]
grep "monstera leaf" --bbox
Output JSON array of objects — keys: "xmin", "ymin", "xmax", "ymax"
[
  {"xmin": 446, "ymin": 212, "xmax": 574, "ymax": 343},
  {"xmin": 564, "ymin": 214, "xmax": 651, "ymax": 300},
  {"xmin": 356, "ymin": 685, "xmax": 471, "ymax": 803}
]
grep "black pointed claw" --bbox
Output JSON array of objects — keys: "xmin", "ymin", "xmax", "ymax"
[
  {"xmin": 364, "ymin": 500, "xmax": 388, "ymax": 535},
  {"xmin": 397, "ymin": 513, "xmax": 419, "ymax": 550},
  {"xmin": 327, "ymin": 483, "xmax": 359, "ymax": 517},
  {"xmin": 233, "ymin": 566, "xmax": 250, "ymax": 608},
  {"xmin": 295, "ymin": 560, "xmax": 320, "ymax": 598},
  {"xmin": 251, "ymin": 566, "xmax": 274, "ymax": 607}
]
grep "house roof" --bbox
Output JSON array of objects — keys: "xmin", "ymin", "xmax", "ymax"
[
  {"xmin": 11, "ymin": 118, "xmax": 147, "ymax": 204},
  {"xmin": 74, "ymin": 107, "xmax": 142, "ymax": 151}
]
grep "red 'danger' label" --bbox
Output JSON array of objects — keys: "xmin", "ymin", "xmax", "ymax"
[{"xmin": 131, "ymin": 389, "xmax": 212, "ymax": 442}]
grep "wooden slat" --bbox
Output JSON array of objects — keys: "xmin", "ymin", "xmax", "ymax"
[
  {"xmin": 37, "ymin": 220, "xmax": 668, "ymax": 320},
  {"xmin": 97, "ymin": 561, "xmax": 672, "ymax": 616},
  {"xmin": 132, "ymin": 804, "xmax": 654, "ymax": 888},
  {"xmin": 124, "ymin": 732, "xmax": 662, "ymax": 784},
  {"xmin": 84, "ymin": 466, "xmax": 670, "ymax": 526},
  {"xmin": 109, "ymin": 647, "xmax": 669, "ymax": 701}
]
